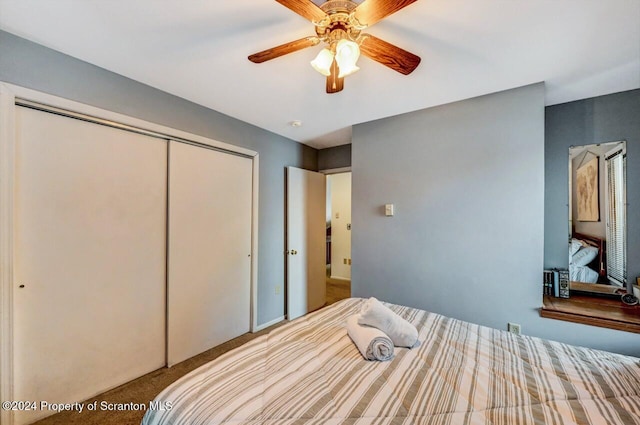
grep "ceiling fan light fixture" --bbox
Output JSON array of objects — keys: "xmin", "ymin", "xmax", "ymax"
[
  {"xmin": 335, "ymin": 39, "xmax": 361, "ymax": 78},
  {"xmin": 310, "ymin": 48, "xmax": 335, "ymax": 76},
  {"xmin": 249, "ymin": 0, "xmax": 422, "ymax": 93},
  {"xmin": 337, "ymin": 64, "xmax": 360, "ymax": 78}
]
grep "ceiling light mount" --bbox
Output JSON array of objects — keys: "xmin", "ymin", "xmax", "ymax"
[{"xmin": 314, "ymin": 1, "xmax": 363, "ymax": 44}]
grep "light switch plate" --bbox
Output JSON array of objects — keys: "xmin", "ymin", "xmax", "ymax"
[{"xmin": 385, "ymin": 204, "xmax": 394, "ymax": 216}]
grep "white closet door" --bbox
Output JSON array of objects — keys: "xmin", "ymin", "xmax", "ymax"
[
  {"xmin": 14, "ymin": 107, "xmax": 167, "ymax": 425},
  {"xmin": 167, "ymin": 141, "xmax": 252, "ymax": 366}
]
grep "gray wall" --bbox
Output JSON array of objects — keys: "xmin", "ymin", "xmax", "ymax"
[
  {"xmin": 545, "ymin": 89, "xmax": 640, "ymax": 290},
  {"xmin": 318, "ymin": 144, "xmax": 351, "ymax": 170},
  {"xmin": 0, "ymin": 30, "xmax": 317, "ymax": 326},
  {"xmin": 352, "ymin": 83, "xmax": 640, "ymax": 356}
]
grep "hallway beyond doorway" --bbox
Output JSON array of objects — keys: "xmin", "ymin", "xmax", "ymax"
[{"xmin": 326, "ymin": 276, "xmax": 351, "ymax": 305}]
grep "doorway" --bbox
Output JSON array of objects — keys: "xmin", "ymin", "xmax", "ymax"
[{"xmin": 325, "ymin": 172, "xmax": 352, "ymax": 304}]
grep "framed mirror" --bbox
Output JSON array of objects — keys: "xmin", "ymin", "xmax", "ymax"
[{"xmin": 568, "ymin": 141, "xmax": 627, "ymax": 296}]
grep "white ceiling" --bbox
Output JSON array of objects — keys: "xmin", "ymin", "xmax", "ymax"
[{"xmin": 1, "ymin": 0, "xmax": 638, "ymax": 149}]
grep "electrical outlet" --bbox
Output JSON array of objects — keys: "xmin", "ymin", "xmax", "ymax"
[
  {"xmin": 507, "ymin": 323, "xmax": 521, "ymax": 335},
  {"xmin": 343, "ymin": 258, "xmax": 347, "ymax": 264},
  {"xmin": 275, "ymin": 285, "xmax": 281, "ymax": 295},
  {"xmin": 348, "ymin": 259, "xmax": 352, "ymax": 265}
]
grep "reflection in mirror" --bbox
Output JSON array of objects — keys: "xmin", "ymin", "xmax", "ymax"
[{"xmin": 568, "ymin": 141, "xmax": 626, "ymax": 295}]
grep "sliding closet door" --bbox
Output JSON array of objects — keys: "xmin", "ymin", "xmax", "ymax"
[
  {"xmin": 167, "ymin": 141, "xmax": 252, "ymax": 366},
  {"xmin": 13, "ymin": 107, "xmax": 167, "ymax": 425}
]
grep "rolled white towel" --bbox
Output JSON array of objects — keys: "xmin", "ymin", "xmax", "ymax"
[
  {"xmin": 358, "ymin": 297, "xmax": 418, "ymax": 348},
  {"xmin": 346, "ymin": 315, "xmax": 394, "ymax": 361}
]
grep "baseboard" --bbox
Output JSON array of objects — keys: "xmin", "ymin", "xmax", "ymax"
[
  {"xmin": 330, "ymin": 275, "xmax": 351, "ymax": 282},
  {"xmin": 253, "ymin": 315, "xmax": 285, "ymax": 332}
]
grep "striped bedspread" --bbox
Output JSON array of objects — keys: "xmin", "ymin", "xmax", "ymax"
[{"xmin": 142, "ymin": 298, "xmax": 640, "ymax": 425}]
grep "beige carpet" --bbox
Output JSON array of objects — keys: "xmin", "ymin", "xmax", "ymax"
[
  {"xmin": 32, "ymin": 323, "xmax": 283, "ymax": 425},
  {"xmin": 33, "ymin": 277, "xmax": 350, "ymax": 425}
]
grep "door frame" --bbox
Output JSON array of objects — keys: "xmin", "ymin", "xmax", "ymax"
[
  {"xmin": 0, "ymin": 82, "xmax": 260, "ymax": 425},
  {"xmin": 324, "ymin": 171, "xmax": 353, "ymax": 282}
]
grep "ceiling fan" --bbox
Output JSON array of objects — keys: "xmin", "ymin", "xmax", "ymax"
[{"xmin": 248, "ymin": 0, "xmax": 421, "ymax": 94}]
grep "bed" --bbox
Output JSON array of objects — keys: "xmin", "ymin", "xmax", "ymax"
[
  {"xmin": 142, "ymin": 298, "xmax": 640, "ymax": 425},
  {"xmin": 570, "ymin": 233, "xmax": 606, "ymax": 284}
]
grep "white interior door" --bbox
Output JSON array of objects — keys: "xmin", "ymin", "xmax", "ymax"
[
  {"xmin": 287, "ymin": 167, "xmax": 326, "ymax": 320},
  {"xmin": 14, "ymin": 106, "xmax": 167, "ymax": 425},
  {"xmin": 167, "ymin": 141, "xmax": 252, "ymax": 366}
]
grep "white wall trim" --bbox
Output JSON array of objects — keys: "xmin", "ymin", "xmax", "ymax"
[
  {"xmin": 329, "ymin": 276, "xmax": 351, "ymax": 282},
  {"xmin": 0, "ymin": 82, "xmax": 261, "ymax": 420},
  {"xmin": 5, "ymin": 83, "xmax": 257, "ymax": 157},
  {"xmin": 0, "ymin": 83, "xmax": 16, "ymax": 425},
  {"xmin": 250, "ymin": 155, "xmax": 260, "ymax": 332},
  {"xmin": 253, "ymin": 316, "xmax": 285, "ymax": 332}
]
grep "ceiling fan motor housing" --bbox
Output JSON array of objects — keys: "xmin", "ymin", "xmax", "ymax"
[
  {"xmin": 316, "ymin": 0, "xmax": 364, "ymax": 46},
  {"xmin": 319, "ymin": 0, "xmax": 358, "ymax": 14}
]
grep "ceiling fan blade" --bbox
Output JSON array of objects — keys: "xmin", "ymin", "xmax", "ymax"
[
  {"xmin": 359, "ymin": 34, "xmax": 421, "ymax": 75},
  {"xmin": 248, "ymin": 36, "xmax": 320, "ymax": 63},
  {"xmin": 275, "ymin": 0, "xmax": 327, "ymax": 23},
  {"xmin": 326, "ymin": 59, "xmax": 344, "ymax": 94},
  {"xmin": 354, "ymin": 0, "xmax": 419, "ymax": 27}
]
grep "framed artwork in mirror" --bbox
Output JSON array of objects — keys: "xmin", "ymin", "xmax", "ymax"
[{"xmin": 576, "ymin": 156, "xmax": 599, "ymax": 222}]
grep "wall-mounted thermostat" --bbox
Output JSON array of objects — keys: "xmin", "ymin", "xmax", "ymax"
[{"xmin": 385, "ymin": 204, "xmax": 394, "ymax": 217}]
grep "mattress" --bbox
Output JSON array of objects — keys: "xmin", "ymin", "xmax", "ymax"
[{"xmin": 143, "ymin": 298, "xmax": 640, "ymax": 425}]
